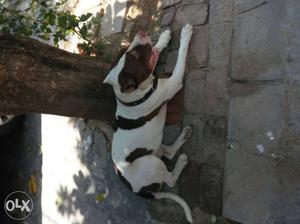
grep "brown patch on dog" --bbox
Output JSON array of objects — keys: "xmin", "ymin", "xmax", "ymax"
[
  {"xmin": 125, "ymin": 148, "xmax": 153, "ymax": 163},
  {"xmin": 166, "ymin": 89, "xmax": 184, "ymax": 124},
  {"xmin": 118, "ymin": 44, "xmax": 153, "ymax": 92}
]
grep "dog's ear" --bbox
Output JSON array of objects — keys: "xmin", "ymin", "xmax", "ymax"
[
  {"xmin": 104, "ymin": 47, "xmax": 129, "ymax": 86},
  {"xmin": 103, "ymin": 75, "xmax": 110, "ymax": 84},
  {"xmin": 110, "ymin": 47, "xmax": 128, "ymax": 69},
  {"xmin": 103, "ymin": 72, "xmax": 114, "ymax": 85}
]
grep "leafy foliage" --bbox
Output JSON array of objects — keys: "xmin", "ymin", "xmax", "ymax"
[{"xmin": 0, "ymin": 0, "xmax": 108, "ymax": 56}]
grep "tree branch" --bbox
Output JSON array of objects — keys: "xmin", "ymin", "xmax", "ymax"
[{"xmin": 0, "ymin": 33, "xmax": 116, "ymax": 120}]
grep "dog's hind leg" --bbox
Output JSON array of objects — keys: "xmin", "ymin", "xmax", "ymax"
[
  {"xmin": 161, "ymin": 125, "xmax": 192, "ymax": 160},
  {"xmin": 164, "ymin": 153, "xmax": 188, "ymax": 187}
]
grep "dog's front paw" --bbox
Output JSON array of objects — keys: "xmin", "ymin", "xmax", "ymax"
[
  {"xmin": 161, "ymin": 29, "xmax": 171, "ymax": 43},
  {"xmin": 183, "ymin": 125, "xmax": 193, "ymax": 140},
  {"xmin": 156, "ymin": 29, "xmax": 171, "ymax": 50},
  {"xmin": 180, "ymin": 24, "xmax": 193, "ymax": 43}
]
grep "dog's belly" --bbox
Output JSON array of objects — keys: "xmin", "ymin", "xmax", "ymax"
[{"xmin": 112, "ymin": 104, "xmax": 167, "ymax": 169}]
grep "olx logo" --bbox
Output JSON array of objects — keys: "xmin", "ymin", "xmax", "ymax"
[{"xmin": 4, "ymin": 191, "xmax": 33, "ymax": 220}]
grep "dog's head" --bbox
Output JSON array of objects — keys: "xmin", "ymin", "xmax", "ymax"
[{"xmin": 103, "ymin": 31, "xmax": 159, "ymax": 94}]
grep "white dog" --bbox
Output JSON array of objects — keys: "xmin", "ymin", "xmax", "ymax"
[{"xmin": 103, "ymin": 24, "xmax": 194, "ymax": 223}]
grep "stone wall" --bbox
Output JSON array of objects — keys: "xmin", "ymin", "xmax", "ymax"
[{"xmin": 150, "ymin": 0, "xmax": 234, "ymax": 222}]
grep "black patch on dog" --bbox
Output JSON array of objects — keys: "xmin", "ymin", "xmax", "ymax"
[
  {"xmin": 116, "ymin": 116, "xmax": 147, "ymax": 130},
  {"xmin": 116, "ymin": 101, "xmax": 167, "ymax": 130},
  {"xmin": 125, "ymin": 148, "xmax": 153, "ymax": 163},
  {"xmin": 115, "ymin": 167, "xmax": 133, "ymax": 191},
  {"xmin": 136, "ymin": 183, "xmax": 162, "ymax": 199}
]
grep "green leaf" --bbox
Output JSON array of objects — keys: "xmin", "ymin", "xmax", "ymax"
[
  {"xmin": 40, "ymin": 23, "xmax": 48, "ymax": 31},
  {"xmin": 96, "ymin": 193, "xmax": 107, "ymax": 202},
  {"xmin": 38, "ymin": 33, "xmax": 50, "ymax": 40},
  {"xmin": 79, "ymin": 24, "xmax": 88, "ymax": 38},
  {"xmin": 79, "ymin": 13, "xmax": 93, "ymax": 22},
  {"xmin": 46, "ymin": 9, "xmax": 56, "ymax": 25},
  {"xmin": 58, "ymin": 15, "xmax": 67, "ymax": 28},
  {"xmin": 31, "ymin": 22, "xmax": 38, "ymax": 30},
  {"xmin": 68, "ymin": 15, "xmax": 79, "ymax": 28},
  {"xmin": 55, "ymin": 0, "xmax": 67, "ymax": 7},
  {"xmin": 54, "ymin": 36, "xmax": 59, "ymax": 45},
  {"xmin": 91, "ymin": 15, "xmax": 102, "ymax": 25},
  {"xmin": 1, "ymin": 26, "xmax": 10, "ymax": 33},
  {"xmin": 40, "ymin": 0, "xmax": 47, "ymax": 7},
  {"xmin": 8, "ymin": 20, "xmax": 16, "ymax": 29}
]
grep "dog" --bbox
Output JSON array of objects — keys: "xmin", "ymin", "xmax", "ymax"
[{"xmin": 103, "ymin": 24, "xmax": 194, "ymax": 223}]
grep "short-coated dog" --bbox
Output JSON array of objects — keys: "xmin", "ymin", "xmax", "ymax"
[{"xmin": 103, "ymin": 24, "xmax": 194, "ymax": 223}]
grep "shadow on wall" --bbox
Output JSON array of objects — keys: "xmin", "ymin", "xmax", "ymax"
[
  {"xmin": 55, "ymin": 118, "xmax": 160, "ymax": 224},
  {"xmin": 101, "ymin": 0, "xmax": 128, "ymax": 37},
  {"xmin": 99, "ymin": 0, "xmax": 161, "ymax": 60}
]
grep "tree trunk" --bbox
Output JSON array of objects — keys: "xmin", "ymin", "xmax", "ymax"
[{"xmin": 0, "ymin": 33, "xmax": 116, "ymax": 120}]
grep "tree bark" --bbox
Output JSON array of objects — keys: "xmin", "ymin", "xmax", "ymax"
[{"xmin": 0, "ymin": 33, "xmax": 116, "ymax": 120}]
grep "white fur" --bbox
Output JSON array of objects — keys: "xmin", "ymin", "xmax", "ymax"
[{"xmin": 104, "ymin": 24, "xmax": 194, "ymax": 223}]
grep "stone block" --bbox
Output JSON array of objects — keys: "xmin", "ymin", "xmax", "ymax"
[
  {"xmin": 205, "ymin": 66, "xmax": 229, "ymax": 116},
  {"xmin": 162, "ymin": 0, "xmax": 181, "ymax": 8},
  {"xmin": 223, "ymin": 149, "xmax": 281, "ymax": 224},
  {"xmin": 203, "ymin": 116, "xmax": 227, "ymax": 166},
  {"xmin": 164, "ymin": 50, "xmax": 178, "ymax": 73},
  {"xmin": 180, "ymin": 162, "xmax": 223, "ymax": 214},
  {"xmin": 235, "ymin": 0, "xmax": 266, "ymax": 14},
  {"xmin": 182, "ymin": 3, "xmax": 208, "ymax": 26},
  {"xmin": 286, "ymin": 1, "xmax": 300, "ymax": 83},
  {"xmin": 160, "ymin": 6, "xmax": 176, "ymax": 27},
  {"xmin": 184, "ymin": 70, "xmax": 206, "ymax": 114},
  {"xmin": 203, "ymin": 141, "xmax": 226, "ymax": 167},
  {"xmin": 171, "ymin": 5, "xmax": 208, "ymax": 49},
  {"xmin": 289, "ymin": 86, "xmax": 300, "ymax": 136},
  {"xmin": 209, "ymin": 23, "xmax": 233, "ymax": 67},
  {"xmin": 188, "ymin": 26, "xmax": 209, "ymax": 68},
  {"xmin": 231, "ymin": 0, "xmax": 286, "ymax": 80},
  {"xmin": 182, "ymin": 114, "xmax": 205, "ymax": 163},
  {"xmin": 210, "ymin": 0, "xmax": 233, "ymax": 23},
  {"xmin": 228, "ymin": 84, "xmax": 285, "ymax": 156},
  {"xmin": 277, "ymin": 145, "xmax": 300, "ymax": 223},
  {"xmin": 183, "ymin": 0, "xmax": 206, "ymax": 4},
  {"xmin": 203, "ymin": 116, "xmax": 227, "ymax": 144},
  {"xmin": 170, "ymin": 26, "xmax": 182, "ymax": 50}
]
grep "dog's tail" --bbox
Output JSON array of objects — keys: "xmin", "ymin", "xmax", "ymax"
[{"xmin": 153, "ymin": 192, "xmax": 193, "ymax": 223}]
